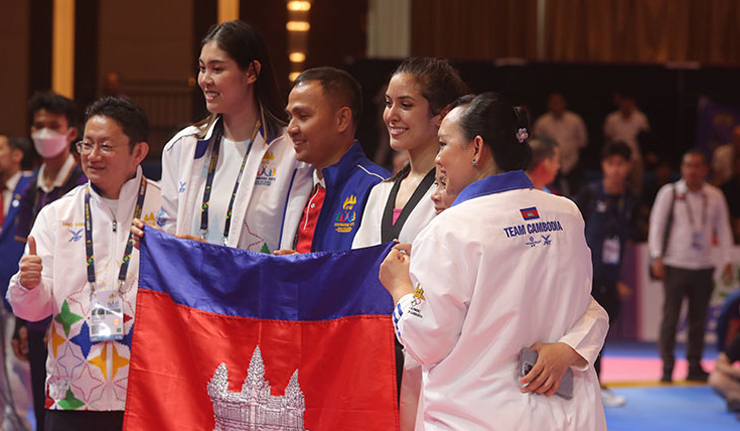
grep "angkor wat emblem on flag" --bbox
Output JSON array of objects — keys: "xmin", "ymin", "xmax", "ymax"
[{"xmin": 207, "ymin": 346, "xmax": 307, "ymax": 431}]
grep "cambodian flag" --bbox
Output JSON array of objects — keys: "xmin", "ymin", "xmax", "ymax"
[
  {"xmin": 520, "ymin": 206, "xmax": 540, "ymax": 220},
  {"xmin": 124, "ymin": 228, "xmax": 398, "ymax": 431}
]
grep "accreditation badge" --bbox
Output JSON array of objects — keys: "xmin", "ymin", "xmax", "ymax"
[
  {"xmin": 602, "ymin": 236, "xmax": 620, "ymax": 265},
  {"xmin": 89, "ymin": 290, "xmax": 125, "ymax": 342},
  {"xmin": 691, "ymin": 232, "xmax": 705, "ymax": 251}
]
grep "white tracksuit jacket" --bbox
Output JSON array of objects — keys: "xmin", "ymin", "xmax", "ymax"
[
  {"xmin": 158, "ymin": 117, "xmax": 312, "ymax": 252},
  {"xmin": 394, "ymin": 171, "xmax": 607, "ymax": 431},
  {"xmin": 8, "ymin": 167, "xmax": 161, "ymax": 411}
]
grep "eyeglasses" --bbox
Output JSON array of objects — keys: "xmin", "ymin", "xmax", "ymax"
[{"xmin": 76, "ymin": 141, "xmax": 126, "ymax": 155}]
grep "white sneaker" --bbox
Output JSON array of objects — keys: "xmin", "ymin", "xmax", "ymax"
[{"xmin": 601, "ymin": 387, "xmax": 627, "ymax": 407}]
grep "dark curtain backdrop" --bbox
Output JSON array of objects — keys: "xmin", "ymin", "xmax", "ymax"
[
  {"xmin": 410, "ymin": 0, "xmax": 539, "ymax": 59},
  {"xmin": 411, "ymin": 0, "xmax": 740, "ymax": 64}
]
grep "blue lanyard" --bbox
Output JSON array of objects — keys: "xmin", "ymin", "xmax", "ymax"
[
  {"xmin": 199, "ymin": 113, "xmax": 263, "ymax": 244},
  {"xmin": 84, "ymin": 175, "xmax": 147, "ymax": 292}
]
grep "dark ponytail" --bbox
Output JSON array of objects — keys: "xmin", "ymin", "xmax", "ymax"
[
  {"xmin": 451, "ymin": 92, "xmax": 532, "ymax": 172},
  {"xmin": 393, "ymin": 58, "xmax": 469, "ymax": 116}
]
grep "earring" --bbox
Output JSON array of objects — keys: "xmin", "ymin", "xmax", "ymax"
[{"xmin": 472, "ymin": 159, "xmax": 478, "ymax": 167}]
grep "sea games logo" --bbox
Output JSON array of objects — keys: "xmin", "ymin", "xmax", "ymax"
[
  {"xmin": 334, "ymin": 195, "xmax": 357, "ymax": 233},
  {"xmin": 255, "ymin": 151, "xmax": 277, "ymax": 186}
]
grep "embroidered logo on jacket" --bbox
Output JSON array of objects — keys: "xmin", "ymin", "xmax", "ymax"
[
  {"xmin": 255, "ymin": 151, "xmax": 278, "ymax": 187},
  {"xmin": 68, "ymin": 228, "xmax": 83, "ymax": 242},
  {"xmin": 525, "ymin": 236, "xmax": 541, "ymax": 247},
  {"xmin": 155, "ymin": 208, "xmax": 167, "ymax": 227},
  {"xmin": 412, "ymin": 285, "xmax": 426, "ymax": 306},
  {"xmin": 143, "ymin": 212, "xmax": 156, "ymax": 226},
  {"xmin": 408, "ymin": 283, "xmax": 425, "ymax": 318},
  {"xmin": 334, "ymin": 195, "xmax": 357, "ymax": 233}
]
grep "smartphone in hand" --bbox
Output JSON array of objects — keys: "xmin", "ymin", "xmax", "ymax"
[{"xmin": 518, "ymin": 347, "xmax": 574, "ymax": 400}]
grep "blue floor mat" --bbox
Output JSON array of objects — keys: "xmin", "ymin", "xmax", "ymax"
[
  {"xmin": 605, "ymin": 340, "xmax": 719, "ymax": 360},
  {"xmin": 605, "ymin": 385, "xmax": 737, "ymax": 431}
]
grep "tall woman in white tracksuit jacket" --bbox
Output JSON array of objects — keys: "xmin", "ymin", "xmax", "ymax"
[
  {"xmin": 381, "ymin": 93, "xmax": 607, "ymax": 431},
  {"xmin": 138, "ymin": 21, "xmax": 311, "ymax": 252}
]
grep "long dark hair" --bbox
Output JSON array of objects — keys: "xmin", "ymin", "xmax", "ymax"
[
  {"xmin": 195, "ymin": 20, "xmax": 286, "ymax": 140},
  {"xmin": 451, "ymin": 92, "xmax": 532, "ymax": 172}
]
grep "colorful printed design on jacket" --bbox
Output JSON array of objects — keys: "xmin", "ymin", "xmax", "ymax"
[{"xmin": 46, "ymin": 279, "xmax": 135, "ymax": 411}]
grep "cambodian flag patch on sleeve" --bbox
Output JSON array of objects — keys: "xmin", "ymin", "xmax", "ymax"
[{"xmin": 520, "ymin": 206, "xmax": 540, "ymax": 220}]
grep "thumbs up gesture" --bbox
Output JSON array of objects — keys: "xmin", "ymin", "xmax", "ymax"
[{"xmin": 19, "ymin": 236, "xmax": 43, "ymax": 290}]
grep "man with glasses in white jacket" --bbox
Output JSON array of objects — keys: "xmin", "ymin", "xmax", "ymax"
[{"xmin": 7, "ymin": 97, "xmax": 161, "ymax": 431}]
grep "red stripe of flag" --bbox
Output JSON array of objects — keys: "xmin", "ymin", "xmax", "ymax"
[
  {"xmin": 124, "ymin": 290, "xmax": 399, "ymax": 431},
  {"xmin": 520, "ymin": 207, "xmax": 540, "ymax": 220}
]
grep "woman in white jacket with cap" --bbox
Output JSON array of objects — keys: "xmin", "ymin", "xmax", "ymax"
[{"xmin": 381, "ymin": 92, "xmax": 606, "ymax": 431}]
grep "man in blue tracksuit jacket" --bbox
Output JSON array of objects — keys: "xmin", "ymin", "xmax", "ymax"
[
  {"xmin": 277, "ymin": 67, "xmax": 389, "ymax": 253},
  {"xmin": 0, "ymin": 137, "xmax": 34, "ymax": 308},
  {"xmin": 0, "ymin": 135, "xmax": 34, "ymax": 429}
]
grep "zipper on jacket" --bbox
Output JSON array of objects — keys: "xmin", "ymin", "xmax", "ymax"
[
  {"xmin": 106, "ymin": 203, "xmax": 117, "ymax": 233},
  {"xmin": 107, "ymin": 199, "xmax": 121, "ymax": 408}
]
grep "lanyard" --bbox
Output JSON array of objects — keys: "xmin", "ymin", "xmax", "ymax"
[
  {"xmin": 199, "ymin": 113, "xmax": 263, "ymax": 245},
  {"xmin": 84, "ymin": 175, "xmax": 147, "ymax": 292},
  {"xmin": 683, "ymin": 190, "xmax": 707, "ymax": 230}
]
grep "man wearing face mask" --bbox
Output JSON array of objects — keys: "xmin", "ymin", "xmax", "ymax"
[{"xmin": 13, "ymin": 92, "xmax": 86, "ymax": 431}]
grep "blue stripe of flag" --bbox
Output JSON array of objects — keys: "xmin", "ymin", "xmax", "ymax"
[{"xmin": 139, "ymin": 227, "xmax": 395, "ymax": 321}]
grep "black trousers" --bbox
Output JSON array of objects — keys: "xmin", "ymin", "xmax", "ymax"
[
  {"xmin": 395, "ymin": 339, "xmax": 403, "ymax": 400},
  {"xmin": 45, "ymin": 410, "xmax": 123, "ymax": 431},
  {"xmin": 659, "ymin": 266, "xmax": 714, "ymax": 373},
  {"xmin": 592, "ymin": 278, "xmax": 621, "ymax": 379},
  {"xmin": 29, "ymin": 329, "xmax": 47, "ymax": 431}
]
